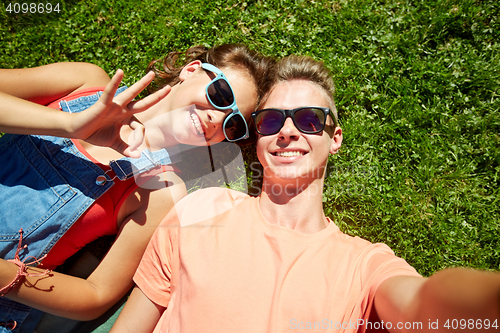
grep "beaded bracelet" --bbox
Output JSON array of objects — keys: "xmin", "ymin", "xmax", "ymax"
[{"xmin": 0, "ymin": 229, "xmax": 51, "ymax": 297}]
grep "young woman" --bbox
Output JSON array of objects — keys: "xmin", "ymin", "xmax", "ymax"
[{"xmin": 0, "ymin": 44, "xmax": 274, "ymax": 332}]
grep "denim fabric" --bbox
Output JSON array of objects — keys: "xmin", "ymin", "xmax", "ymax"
[
  {"xmin": 0, "ymin": 133, "xmax": 113, "ymax": 260},
  {"xmin": 0, "ymin": 298, "xmax": 31, "ymax": 332},
  {"xmin": 0, "ymin": 87, "xmax": 179, "ymax": 331}
]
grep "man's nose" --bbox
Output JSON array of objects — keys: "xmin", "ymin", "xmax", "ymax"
[{"xmin": 278, "ymin": 117, "xmax": 300, "ymax": 139}]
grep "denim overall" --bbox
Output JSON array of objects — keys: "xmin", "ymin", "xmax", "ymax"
[{"xmin": 0, "ymin": 87, "xmax": 180, "ymax": 332}]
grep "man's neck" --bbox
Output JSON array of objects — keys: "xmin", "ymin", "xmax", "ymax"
[{"xmin": 258, "ymin": 178, "xmax": 328, "ymax": 234}]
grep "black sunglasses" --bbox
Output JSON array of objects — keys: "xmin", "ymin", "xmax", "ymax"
[
  {"xmin": 251, "ymin": 107, "xmax": 334, "ymax": 136},
  {"xmin": 201, "ymin": 63, "xmax": 249, "ymax": 142}
]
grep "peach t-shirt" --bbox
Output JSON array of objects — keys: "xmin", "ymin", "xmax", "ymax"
[{"xmin": 134, "ymin": 187, "xmax": 420, "ymax": 333}]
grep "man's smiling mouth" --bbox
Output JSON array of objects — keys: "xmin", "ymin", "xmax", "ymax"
[{"xmin": 272, "ymin": 151, "xmax": 306, "ymax": 157}]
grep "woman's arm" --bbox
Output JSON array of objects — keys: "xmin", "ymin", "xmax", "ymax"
[
  {"xmin": 110, "ymin": 286, "xmax": 165, "ymax": 333},
  {"xmin": 1, "ymin": 171, "xmax": 187, "ymax": 320},
  {"xmin": 0, "ymin": 62, "xmax": 110, "ymax": 103},
  {"xmin": 0, "ymin": 63, "xmax": 170, "ymax": 157},
  {"xmin": 0, "ymin": 62, "xmax": 109, "ymax": 137}
]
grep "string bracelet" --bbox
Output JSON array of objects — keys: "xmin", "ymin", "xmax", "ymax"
[{"xmin": 0, "ymin": 229, "xmax": 51, "ymax": 297}]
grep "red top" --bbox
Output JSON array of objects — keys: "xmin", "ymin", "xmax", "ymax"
[{"xmin": 39, "ymin": 87, "xmax": 176, "ymax": 269}]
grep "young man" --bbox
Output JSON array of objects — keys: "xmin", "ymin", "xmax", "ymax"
[{"xmin": 112, "ymin": 56, "xmax": 500, "ymax": 333}]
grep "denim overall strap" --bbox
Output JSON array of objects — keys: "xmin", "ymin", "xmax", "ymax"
[
  {"xmin": 58, "ymin": 86, "xmax": 128, "ymax": 114},
  {"xmin": 107, "ymin": 146, "xmax": 182, "ymax": 182}
]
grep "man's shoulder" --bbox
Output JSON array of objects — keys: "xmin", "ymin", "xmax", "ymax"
[
  {"xmin": 180, "ymin": 187, "xmax": 249, "ymax": 208},
  {"xmin": 327, "ymin": 226, "xmax": 396, "ymax": 257},
  {"xmin": 174, "ymin": 187, "xmax": 250, "ymax": 227}
]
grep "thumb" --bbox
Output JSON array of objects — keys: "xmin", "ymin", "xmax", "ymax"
[
  {"xmin": 111, "ymin": 118, "xmax": 145, "ymax": 158},
  {"xmin": 121, "ymin": 144, "xmax": 142, "ymax": 158},
  {"xmin": 126, "ymin": 119, "xmax": 146, "ymax": 156}
]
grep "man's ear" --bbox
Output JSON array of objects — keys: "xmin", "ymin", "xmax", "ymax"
[
  {"xmin": 179, "ymin": 60, "xmax": 203, "ymax": 82},
  {"xmin": 329, "ymin": 126, "xmax": 343, "ymax": 155}
]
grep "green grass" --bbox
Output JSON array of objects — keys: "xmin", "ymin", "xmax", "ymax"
[{"xmin": 1, "ymin": 0, "xmax": 499, "ymax": 276}]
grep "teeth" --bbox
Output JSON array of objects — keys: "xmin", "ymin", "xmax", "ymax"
[
  {"xmin": 190, "ymin": 113, "xmax": 204, "ymax": 135},
  {"xmin": 276, "ymin": 151, "xmax": 303, "ymax": 157}
]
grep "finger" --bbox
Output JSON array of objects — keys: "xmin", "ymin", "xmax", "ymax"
[
  {"xmin": 127, "ymin": 85, "xmax": 171, "ymax": 113},
  {"xmin": 109, "ymin": 118, "xmax": 144, "ymax": 158},
  {"xmin": 113, "ymin": 71, "xmax": 156, "ymax": 105},
  {"xmin": 116, "ymin": 139, "xmax": 141, "ymax": 158},
  {"xmin": 100, "ymin": 69, "xmax": 124, "ymax": 105},
  {"xmin": 128, "ymin": 126, "xmax": 145, "ymax": 153},
  {"xmin": 128, "ymin": 116, "xmax": 144, "ymax": 130}
]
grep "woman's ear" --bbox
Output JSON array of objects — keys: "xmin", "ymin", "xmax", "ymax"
[
  {"xmin": 178, "ymin": 60, "xmax": 203, "ymax": 82},
  {"xmin": 329, "ymin": 126, "xmax": 343, "ymax": 155}
]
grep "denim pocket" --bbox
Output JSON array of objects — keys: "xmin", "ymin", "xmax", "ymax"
[{"xmin": 0, "ymin": 135, "xmax": 76, "ymax": 249}]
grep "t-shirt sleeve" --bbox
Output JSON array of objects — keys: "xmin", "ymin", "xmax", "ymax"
[
  {"xmin": 363, "ymin": 243, "xmax": 421, "ymax": 288},
  {"xmin": 357, "ymin": 242, "xmax": 421, "ymax": 320},
  {"xmin": 133, "ymin": 208, "xmax": 179, "ymax": 308}
]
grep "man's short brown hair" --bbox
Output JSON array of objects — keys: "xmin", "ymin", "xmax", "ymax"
[{"xmin": 261, "ymin": 55, "xmax": 338, "ymax": 127}]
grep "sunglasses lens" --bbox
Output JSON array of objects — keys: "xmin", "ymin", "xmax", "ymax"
[
  {"xmin": 207, "ymin": 79, "xmax": 234, "ymax": 108},
  {"xmin": 255, "ymin": 110, "xmax": 284, "ymax": 135},
  {"xmin": 295, "ymin": 108, "xmax": 325, "ymax": 133},
  {"xmin": 224, "ymin": 113, "xmax": 247, "ymax": 141}
]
